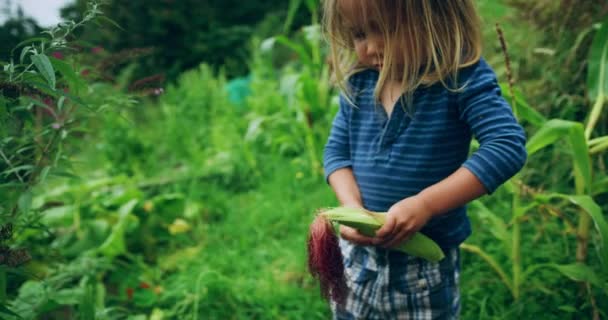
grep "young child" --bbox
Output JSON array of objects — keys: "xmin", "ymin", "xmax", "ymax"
[{"xmin": 322, "ymin": 0, "xmax": 527, "ymax": 318}]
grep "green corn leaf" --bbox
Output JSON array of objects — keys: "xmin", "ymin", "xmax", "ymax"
[
  {"xmin": 567, "ymin": 124, "xmax": 593, "ymax": 193},
  {"xmin": 31, "ymin": 54, "xmax": 56, "ymax": 89},
  {"xmin": 548, "ymin": 263, "xmax": 603, "ymax": 288},
  {"xmin": 592, "ymin": 177, "xmax": 608, "ymax": 196},
  {"xmin": 587, "ymin": 20, "xmax": 608, "ymax": 103},
  {"xmin": 469, "ymin": 200, "xmax": 510, "ymax": 251},
  {"xmin": 319, "ymin": 207, "xmax": 445, "ymax": 262},
  {"xmin": 586, "ymin": 20, "xmax": 608, "ymax": 139},
  {"xmin": 526, "ymin": 119, "xmax": 592, "ymax": 193},
  {"xmin": 499, "ymin": 83, "xmax": 546, "ymax": 126},
  {"xmin": 526, "ymin": 119, "xmax": 573, "ymax": 155},
  {"xmin": 545, "ymin": 194, "xmax": 608, "ymax": 268},
  {"xmin": 460, "ymin": 243, "xmax": 513, "ymax": 294},
  {"xmin": 589, "ymin": 135, "xmax": 608, "ymax": 154},
  {"xmin": 566, "ymin": 195, "xmax": 608, "ymax": 268}
]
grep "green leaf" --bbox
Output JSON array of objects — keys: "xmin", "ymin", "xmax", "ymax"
[
  {"xmin": 80, "ymin": 277, "xmax": 96, "ymax": 319},
  {"xmin": 500, "ymin": 83, "xmax": 546, "ymax": 126},
  {"xmin": 548, "ymin": 263, "xmax": 603, "ymax": 287},
  {"xmin": 40, "ymin": 205, "xmax": 77, "ymax": 227},
  {"xmin": 39, "ymin": 166, "xmax": 50, "ymax": 183},
  {"xmin": 18, "ymin": 191, "xmax": 32, "ymax": 214},
  {"xmin": 11, "ymin": 37, "xmax": 49, "ymax": 55},
  {"xmin": 98, "ymin": 199, "xmax": 138, "ymax": 259},
  {"xmin": 284, "ymin": 0, "xmax": 303, "ymax": 33},
  {"xmin": 546, "ymin": 194, "xmax": 608, "ymax": 268},
  {"xmin": 586, "ymin": 20, "xmax": 608, "ymax": 139},
  {"xmin": 1, "ymin": 165, "xmax": 34, "ymax": 177},
  {"xmin": 51, "ymin": 288, "xmax": 83, "ymax": 305},
  {"xmin": 589, "ymin": 135, "xmax": 608, "ymax": 154},
  {"xmin": 49, "ymin": 56, "xmax": 87, "ymax": 95},
  {"xmin": 567, "ymin": 195, "xmax": 608, "ymax": 268},
  {"xmin": 96, "ymin": 16, "xmax": 125, "ymax": 31},
  {"xmin": 19, "ymin": 46, "xmax": 31, "ymax": 64},
  {"xmin": 567, "ymin": 124, "xmax": 593, "ymax": 193},
  {"xmin": 469, "ymin": 200, "xmax": 509, "ymax": 247},
  {"xmin": 587, "ymin": 20, "xmax": 608, "ymax": 102},
  {"xmin": 557, "ymin": 305, "xmax": 578, "ymax": 313},
  {"xmin": 0, "ymin": 303, "xmax": 23, "ymax": 318},
  {"xmin": 527, "ymin": 119, "xmax": 577, "ymax": 155},
  {"xmin": 526, "ymin": 119, "xmax": 592, "ymax": 193},
  {"xmin": 275, "ymin": 35, "xmax": 314, "ymax": 69},
  {"xmin": 593, "ymin": 176, "xmax": 608, "ymax": 196},
  {"xmin": 31, "ymin": 54, "xmax": 56, "ymax": 89}
]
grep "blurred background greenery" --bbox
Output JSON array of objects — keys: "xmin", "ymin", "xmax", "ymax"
[{"xmin": 0, "ymin": 0, "xmax": 607, "ymax": 319}]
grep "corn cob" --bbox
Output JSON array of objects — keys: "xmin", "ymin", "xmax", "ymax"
[
  {"xmin": 307, "ymin": 206, "xmax": 445, "ymax": 305},
  {"xmin": 320, "ymin": 207, "xmax": 445, "ymax": 262}
]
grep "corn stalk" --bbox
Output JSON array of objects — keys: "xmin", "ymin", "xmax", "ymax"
[{"xmin": 577, "ymin": 18, "xmax": 608, "ymax": 264}]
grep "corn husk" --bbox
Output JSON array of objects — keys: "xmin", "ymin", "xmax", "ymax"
[{"xmin": 319, "ymin": 207, "xmax": 445, "ymax": 262}]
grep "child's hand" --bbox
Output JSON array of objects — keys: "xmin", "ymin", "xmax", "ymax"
[
  {"xmin": 340, "ymin": 225, "xmax": 376, "ymax": 246},
  {"xmin": 374, "ymin": 196, "xmax": 435, "ymax": 248},
  {"xmin": 338, "ymin": 203, "xmax": 376, "ymax": 246}
]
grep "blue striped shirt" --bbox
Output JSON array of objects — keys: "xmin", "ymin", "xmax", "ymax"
[{"xmin": 323, "ymin": 58, "xmax": 527, "ymax": 248}]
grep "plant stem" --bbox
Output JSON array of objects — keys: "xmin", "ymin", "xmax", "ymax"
[
  {"xmin": 574, "ymin": 164, "xmax": 591, "ymax": 263},
  {"xmin": 512, "ymin": 193, "xmax": 521, "ymax": 300},
  {"xmin": 0, "ymin": 267, "xmax": 6, "ymax": 303},
  {"xmin": 576, "ymin": 213, "xmax": 592, "ymax": 263},
  {"xmin": 460, "ymin": 243, "xmax": 514, "ymax": 296}
]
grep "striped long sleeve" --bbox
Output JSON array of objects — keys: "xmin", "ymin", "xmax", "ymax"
[
  {"xmin": 323, "ymin": 95, "xmax": 353, "ymax": 182},
  {"xmin": 458, "ymin": 61, "xmax": 527, "ymax": 194}
]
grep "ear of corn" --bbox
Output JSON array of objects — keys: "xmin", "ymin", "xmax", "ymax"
[{"xmin": 319, "ymin": 207, "xmax": 445, "ymax": 262}]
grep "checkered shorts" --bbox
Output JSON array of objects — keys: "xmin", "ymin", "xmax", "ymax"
[{"xmin": 331, "ymin": 239, "xmax": 461, "ymax": 320}]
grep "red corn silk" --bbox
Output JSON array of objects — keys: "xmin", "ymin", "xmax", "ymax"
[{"xmin": 307, "ymin": 214, "xmax": 347, "ymax": 305}]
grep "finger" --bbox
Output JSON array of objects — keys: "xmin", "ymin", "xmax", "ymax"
[
  {"xmin": 341, "ymin": 225, "xmax": 375, "ymax": 246},
  {"xmin": 375, "ymin": 215, "xmax": 396, "ymax": 238},
  {"xmin": 340, "ymin": 225, "xmax": 359, "ymax": 237},
  {"xmin": 385, "ymin": 228, "xmax": 412, "ymax": 248}
]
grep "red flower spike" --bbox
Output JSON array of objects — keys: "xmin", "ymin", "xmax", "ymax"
[
  {"xmin": 307, "ymin": 214, "xmax": 347, "ymax": 306},
  {"xmin": 139, "ymin": 282, "xmax": 151, "ymax": 289},
  {"xmin": 51, "ymin": 52, "xmax": 64, "ymax": 60},
  {"xmin": 126, "ymin": 287, "xmax": 134, "ymax": 300}
]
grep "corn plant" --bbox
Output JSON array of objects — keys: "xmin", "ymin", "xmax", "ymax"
[{"xmin": 462, "ymin": 19, "xmax": 608, "ymax": 314}]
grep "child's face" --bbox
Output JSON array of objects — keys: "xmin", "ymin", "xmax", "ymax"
[
  {"xmin": 352, "ymin": 28, "xmax": 384, "ymax": 71},
  {"xmin": 339, "ymin": 0, "xmax": 385, "ymax": 70}
]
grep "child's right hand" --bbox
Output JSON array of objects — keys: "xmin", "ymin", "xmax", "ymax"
[{"xmin": 339, "ymin": 225, "xmax": 376, "ymax": 246}]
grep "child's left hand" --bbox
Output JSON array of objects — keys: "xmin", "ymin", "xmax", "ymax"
[{"xmin": 374, "ymin": 195, "xmax": 435, "ymax": 248}]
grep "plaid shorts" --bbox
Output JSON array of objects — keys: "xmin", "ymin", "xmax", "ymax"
[{"xmin": 331, "ymin": 239, "xmax": 461, "ymax": 320}]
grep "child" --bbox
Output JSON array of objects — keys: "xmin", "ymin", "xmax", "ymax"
[{"xmin": 321, "ymin": 0, "xmax": 527, "ymax": 319}]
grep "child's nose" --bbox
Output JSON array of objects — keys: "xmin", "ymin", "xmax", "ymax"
[{"xmin": 366, "ymin": 39, "xmax": 382, "ymax": 56}]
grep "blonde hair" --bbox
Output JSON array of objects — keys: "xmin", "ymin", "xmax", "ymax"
[{"xmin": 322, "ymin": 0, "xmax": 482, "ymax": 106}]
